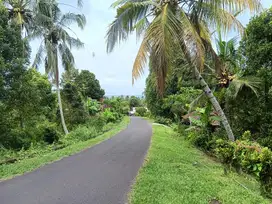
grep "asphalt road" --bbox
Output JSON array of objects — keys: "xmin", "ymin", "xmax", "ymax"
[{"xmin": 0, "ymin": 117, "xmax": 152, "ymax": 204}]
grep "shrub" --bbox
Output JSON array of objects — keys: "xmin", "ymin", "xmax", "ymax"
[
  {"xmin": 87, "ymin": 115, "xmax": 107, "ymax": 131},
  {"xmin": 154, "ymin": 116, "xmax": 172, "ymax": 126},
  {"xmin": 86, "ymin": 98, "xmax": 101, "ymax": 116},
  {"xmin": 215, "ymin": 138, "xmax": 272, "ymax": 197},
  {"xmin": 102, "ymin": 122, "xmax": 115, "ymax": 132},
  {"xmin": 121, "ymin": 106, "xmax": 130, "ymax": 115},
  {"xmin": 65, "ymin": 126, "xmax": 98, "ymax": 142},
  {"xmin": 43, "ymin": 127, "xmax": 60, "ymax": 144},
  {"xmin": 103, "ymin": 109, "xmax": 118, "ymax": 123},
  {"xmin": 38, "ymin": 122, "xmax": 61, "ymax": 144},
  {"xmin": 7, "ymin": 129, "xmax": 31, "ymax": 150},
  {"xmin": 136, "ymin": 107, "xmax": 147, "ymax": 117}
]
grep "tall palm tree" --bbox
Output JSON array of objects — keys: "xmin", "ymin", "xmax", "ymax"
[
  {"xmin": 32, "ymin": 0, "xmax": 86, "ymax": 134},
  {"xmin": 106, "ymin": 0, "xmax": 261, "ymax": 141}
]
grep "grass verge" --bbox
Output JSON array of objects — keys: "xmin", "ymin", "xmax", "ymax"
[
  {"xmin": 130, "ymin": 124, "xmax": 271, "ymax": 204},
  {"xmin": 0, "ymin": 116, "xmax": 130, "ymax": 180}
]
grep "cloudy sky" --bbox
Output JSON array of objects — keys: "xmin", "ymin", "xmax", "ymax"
[{"xmin": 31, "ymin": 0, "xmax": 272, "ymax": 96}]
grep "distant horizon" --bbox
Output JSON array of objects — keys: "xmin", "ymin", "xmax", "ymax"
[{"xmin": 105, "ymin": 94, "xmax": 144, "ymax": 98}]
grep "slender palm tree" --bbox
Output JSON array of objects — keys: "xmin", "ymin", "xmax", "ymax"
[
  {"xmin": 32, "ymin": 0, "xmax": 86, "ymax": 134},
  {"xmin": 106, "ymin": 0, "xmax": 261, "ymax": 141}
]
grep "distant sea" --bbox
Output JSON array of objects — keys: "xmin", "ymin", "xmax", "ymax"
[{"xmin": 105, "ymin": 94, "xmax": 144, "ymax": 98}]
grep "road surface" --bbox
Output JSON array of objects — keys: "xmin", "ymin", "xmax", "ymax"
[{"xmin": 0, "ymin": 117, "xmax": 152, "ymax": 204}]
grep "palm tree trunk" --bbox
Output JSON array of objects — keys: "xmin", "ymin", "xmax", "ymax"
[
  {"xmin": 57, "ymin": 84, "xmax": 69, "ymax": 135},
  {"xmin": 54, "ymin": 48, "xmax": 69, "ymax": 135},
  {"xmin": 194, "ymin": 66, "xmax": 235, "ymax": 141}
]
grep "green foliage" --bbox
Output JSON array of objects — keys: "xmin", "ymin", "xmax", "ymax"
[
  {"xmin": 145, "ymin": 71, "xmax": 180, "ymax": 120},
  {"xmin": 0, "ymin": 117, "xmax": 130, "ymax": 180},
  {"xmin": 86, "ymin": 98, "xmax": 101, "ymax": 116},
  {"xmin": 38, "ymin": 122, "xmax": 61, "ymax": 144},
  {"xmin": 129, "ymin": 96, "xmax": 141, "ymax": 108},
  {"xmin": 154, "ymin": 116, "xmax": 172, "ymax": 126},
  {"xmin": 75, "ymin": 70, "xmax": 105, "ymax": 100},
  {"xmin": 215, "ymin": 139, "xmax": 272, "ymax": 197},
  {"xmin": 62, "ymin": 82, "xmax": 88, "ymax": 128},
  {"xmin": 135, "ymin": 107, "xmax": 147, "ymax": 117},
  {"xmin": 65, "ymin": 126, "xmax": 98, "ymax": 142},
  {"xmin": 234, "ymin": 7, "xmax": 272, "ymax": 146},
  {"xmin": 102, "ymin": 109, "xmax": 119, "ymax": 123}
]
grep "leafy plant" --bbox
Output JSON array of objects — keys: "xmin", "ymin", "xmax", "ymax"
[
  {"xmin": 136, "ymin": 107, "xmax": 147, "ymax": 117},
  {"xmin": 86, "ymin": 98, "xmax": 101, "ymax": 116}
]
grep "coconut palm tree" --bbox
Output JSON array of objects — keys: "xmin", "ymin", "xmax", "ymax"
[
  {"xmin": 3, "ymin": 0, "xmax": 33, "ymax": 33},
  {"xmin": 215, "ymin": 32, "xmax": 261, "ymax": 97},
  {"xmin": 3, "ymin": 0, "xmax": 83, "ymax": 32},
  {"xmin": 32, "ymin": 0, "xmax": 86, "ymax": 134},
  {"xmin": 106, "ymin": 0, "xmax": 261, "ymax": 141}
]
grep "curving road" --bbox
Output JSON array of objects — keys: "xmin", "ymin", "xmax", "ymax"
[{"xmin": 0, "ymin": 117, "xmax": 152, "ymax": 204}]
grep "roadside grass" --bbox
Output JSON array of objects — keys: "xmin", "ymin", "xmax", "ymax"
[
  {"xmin": 130, "ymin": 125, "xmax": 271, "ymax": 204},
  {"xmin": 0, "ymin": 116, "xmax": 130, "ymax": 180}
]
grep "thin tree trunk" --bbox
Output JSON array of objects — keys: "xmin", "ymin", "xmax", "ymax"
[
  {"xmin": 194, "ymin": 66, "xmax": 235, "ymax": 141},
  {"xmin": 54, "ymin": 47, "xmax": 69, "ymax": 135},
  {"xmin": 57, "ymin": 84, "xmax": 69, "ymax": 135},
  {"xmin": 179, "ymin": 40, "xmax": 235, "ymax": 141}
]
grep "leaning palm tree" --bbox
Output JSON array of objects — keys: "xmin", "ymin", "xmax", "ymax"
[
  {"xmin": 106, "ymin": 0, "xmax": 261, "ymax": 141},
  {"xmin": 32, "ymin": 0, "xmax": 86, "ymax": 134}
]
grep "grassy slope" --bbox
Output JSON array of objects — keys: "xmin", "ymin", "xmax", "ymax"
[
  {"xmin": 130, "ymin": 125, "xmax": 270, "ymax": 204},
  {"xmin": 0, "ymin": 117, "xmax": 130, "ymax": 180}
]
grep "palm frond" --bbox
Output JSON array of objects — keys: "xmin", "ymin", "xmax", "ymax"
[
  {"xmin": 217, "ymin": 0, "xmax": 262, "ymax": 13},
  {"xmin": 77, "ymin": 0, "xmax": 83, "ymax": 8},
  {"xmin": 134, "ymin": 16, "xmax": 150, "ymax": 40},
  {"xmin": 110, "ymin": 0, "xmax": 144, "ymax": 8},
  {"xmin": 179, "ymin": 9, "xmax": 205, "ymax": 72},
  {"xmin": 59, "ymin": 13, "xmax": 86, "ymax": 30},
  {"xmin": 58, "ymin": 29, "xmax": 84, "ymax": 49},
  {"xmin": 227, "ymin": 74, "xmax": 262, "ymax": 98},
  {"xmin": 58, "ymin": 43, "xmax": 75, "ymax": 72},
  {"xmin": 44, "ymin": 38, "xmax": 57, "ymax": 75},
  {"xmin": 200, "ymin": 2, "xmax": 245, "ymax": 35},
  {"xmin": 145, "ymin": 4, "xmax": 184, "ymax": 93},
  {"xmin": 32, "ymin": 42, "xmax": 45, "ymax": 69},
  {"xmin": 132, "ymin": 36, "xmax": 150, "ymax": 84},
  {"xmin": 106, "ymin": 1, "xmax": 153, "ymax": 53}
]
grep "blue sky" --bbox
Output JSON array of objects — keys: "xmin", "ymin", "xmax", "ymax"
[{"xmin": 31, "ymin": 0, "xmax": 272, "ymax": 96}]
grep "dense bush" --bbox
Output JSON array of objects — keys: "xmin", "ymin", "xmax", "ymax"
[
  {"xmin": 103, "ymin": 108, "xmax": 120, "ymax": 123},
  {"xmin": 65, "ymin": 126, "xmax": 98, "ymax": 142},
  {"xmin": 154, "ymin": 116, "xmax": 172, "ymax": 126},
  {"xmin": 136, "ymin": 107, "xmax": 147, "ymax": 117},
  {"xmin": 182, "ymin": 125, "xmax": 272, "ymax": 197},
  {"xmin": 86, "ymin": 98, "xmax": 101, "ymax": 116},
  {"xmin": 215, "ymin": 137, "xmax": 272, "ymax": 197}
]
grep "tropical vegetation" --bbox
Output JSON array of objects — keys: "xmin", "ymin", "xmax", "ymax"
[
  {"xmin": 107, "ymin": 0, "xmax": 272, "ymax": 199},
  {"xmin": 0, "ymin": 0, "xmax": 140, "ymax": 179}
]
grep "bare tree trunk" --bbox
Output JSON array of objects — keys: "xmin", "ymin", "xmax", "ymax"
[
  {"xmin": 54, "ymin": 48, "xmax": 69, "ymax": 135},
  {"xmin": 194, "ymin": 66, "xmax": 235, "ymax": 141},
  {"xmin": 57, "ymin": 84, "xmax": 69, "ymax": 135}
]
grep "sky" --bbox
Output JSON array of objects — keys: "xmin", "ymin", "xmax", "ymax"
[{"xmin": 31, "ymin": 0, "xmax": 272, "ymax": 96}]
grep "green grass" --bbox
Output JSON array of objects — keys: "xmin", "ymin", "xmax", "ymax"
[
  {"xmin": 130, "ymin": 125, "xmax": 271, "ymax": 204},
  {"xmin": 0, "ymin": 116, "xmax": 130, "ymax": 180}
]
